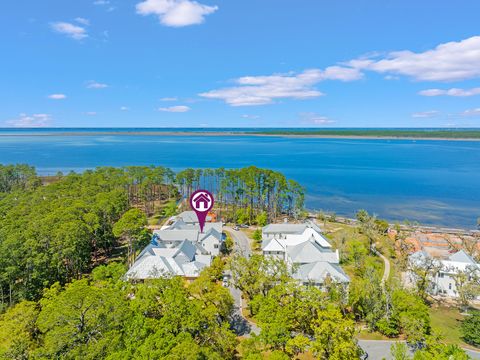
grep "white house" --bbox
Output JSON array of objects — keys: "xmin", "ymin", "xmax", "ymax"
[
  {"xmin": 262, "ymin": 220, "xmax": 322, "ymax": 240},
  {"xmin": 125, "ymin": 211, "xmax": 224, "ymax": 280},
  {"xmin": 154, "ymin": 211, "xmax": 224, "ymax": 256},
  {"xmin": 262, "ymin": 222, "xmax": 349, "ymax": 287},
  {"xmin": 125, "ymin": 240, "xmax": 212, "ymax": 280},
  {"xmin": 407, "ymin": 250, "xmax": 480, "ymax": 298}
]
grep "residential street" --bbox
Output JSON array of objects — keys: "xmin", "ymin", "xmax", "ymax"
[
  {"xmin": 224, "ymin": 227, "xmax": 259, "ymax": 336},
  {"xmin": 224, "ymin": 226, "xmax": 252, "ymax": 258}
]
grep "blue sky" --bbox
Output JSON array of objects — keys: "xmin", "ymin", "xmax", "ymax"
[{"xmin": 1, "ymin": 0, "xmax": 480, "ymax": 128}]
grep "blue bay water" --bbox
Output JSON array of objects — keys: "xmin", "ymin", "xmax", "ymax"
[{"xmin": 1, "ymin": 132, "xmax": 479, "ymax": 229}]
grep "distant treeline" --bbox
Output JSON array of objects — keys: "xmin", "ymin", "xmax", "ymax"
[
  {"xmin": 176, "ymin": 167, "xmax": 305, "ymax": 224},
  {"xmin": 253, "ymin": 129, "xmax": 480, "ymax": 139},
  {"xmin": 0, "ymin": 164, "xmax": 304, "ymax": 305}
]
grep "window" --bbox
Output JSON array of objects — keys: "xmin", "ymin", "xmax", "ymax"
[
  {"xmin": 449, "ymin": 283, "xmax": 452, "ymax": 290},
  {"xmin": 214, "ymin": 244, "xmax": 219, "ymax": 248}
]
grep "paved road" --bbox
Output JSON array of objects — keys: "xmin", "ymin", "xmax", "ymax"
[
  {"xmin": 224, "ymin": 227, "xmax": 259, "ymax": 336},
  {"xmin": 224, "ymin": 227, "xmax": 252, "ymax": 258},
  {"xmin": 358, "ymin": 340, "xmax": 480, "ymax": 359}
]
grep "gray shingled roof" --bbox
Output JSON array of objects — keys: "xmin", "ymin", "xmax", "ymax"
[
  {"xmin": 293, "ymin": 261, "xmax": 350, "ymax": 283},
  {"xmin": 199, "ymin": 227, "xmax": 223, "ymax": 241},
  {"xmin": 154, "ymin": 229, "xmax": 199, "ymax": 242},
  {"xmin": 169, "ymin": 220, "xmax": 222, "ymax": 233},
  {"xmin": 448, "ymin": 250, "xmax": 477, "ymax": 264},
  {"xmin": 178, "ymin": 211, "xmax": 199, "ymax": 223},
  {"xmin": 287, "ymin": 241, "xmax": 339, "ymax": 264},
  {"xmin": 262, "ymin": 223, "xmax": 308, "ymax": 234},
  {"xmin": 175, "ymin": 240, "xmax": 196, "ymax": 261}
]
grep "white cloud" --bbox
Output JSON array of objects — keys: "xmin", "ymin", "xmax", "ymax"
[
  {"xmin": 75, "ymin": 17, "xmax": 90, "ymax": 26},
  {"xmin": 5, "ymin": 113, "xmax": 52, "ymax": 127},
  {"xmin": 462, "ymin": 108, "xmax": 480, "ymax": 117},
  {"xmin": 86, "ymin": 81, "xmax": 109, "ymax": 89},
  {"xmin": 160, "ymin": 97, "xmax": 178, "ymax": 101},
  {"xmin": 412, "ymin": 110, "xmax": 440, "ymax": 118},
  {"xmin": 419, "ymin": 87, "xmax": 480, "ymax": 97},
  {"xmin": 158, "ymin": 105, "xmax": 190, "ymax": 112},
  {"xmin": 350, "ymin": 36, "xmax": 480, "ymax": 82},
  {"xmin": 120, "ymin": 106, "xmax": 129, "ymax": 111},
  {"xmin": 48, "ymin": 94, "xmax": 67, "ymax": 100},
  {"xmin": 51, "ymin": 22, "xmax": 88, "ymax": 40},
  {"xmin": 200, "ymin": 67, "xmax": 361, "ymax": 107},
  {"xmin": 93, "ymin": 0, "xmax": 115, "ymax": 11},
  {"xmin": 241, "ymin": 114, "xmax": 260, "ymax": 120},
  {"xmin": 85, "ymin": 111, "xmax": 97, "ymax": 116},
  {"xmin": 300, "ymin": 112, "xmax": 335, "ymax": 125},
  {"xmin": 136, "ymin": 0, "xmax": 218, "ymax": 27}
]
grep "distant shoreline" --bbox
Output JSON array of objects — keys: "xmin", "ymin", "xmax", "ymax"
[{"xmin": 1, "ymin": 130, "xmax": 480, "ymax": 141}]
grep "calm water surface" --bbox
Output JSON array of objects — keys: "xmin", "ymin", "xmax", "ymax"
[{"xmin": 1, "ymin": 133, "xmax": 479, "ymax": 228}]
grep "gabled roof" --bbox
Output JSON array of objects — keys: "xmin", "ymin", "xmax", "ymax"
[
  {"xmin": 263, "ymin": 223, "xmax": 308, "ymax": 234},
  {"xmin": 263, "ymin": 238, "xmax": 285, "ymax": 252},
  {"xmin": 167, "ymin": 219, "xmax": 222, "ymax": 233},
  {"xmin": 125, "ymin": 240, "xmax": 212, "ymax": 280},
  {"xmin": 125, "ymin": 255, "xmax": 178, "ymax": 279},
  {"xmin": 287, "ymin": 241, "xmax": 339, "ymax": 264},
  {"xmin": 194, "ymin": 242, "xmax": 210, "ymax": 255},
  {"xmin": 294, "ymin": 261, "xmax": 350, "ymax": 283},
  {"xmin": 154, "ymin": 229, "xmax": 199, "ymax": 242},
  {"xmin": 182, "ymin": 261, "xmax": 208, "ymax": 277},
  {"xmin": 175, "ymin": 240, "xmax": 196, "ymax": 261},
  {"xmin": 448, "ymin": 250, "xmax": 477, "ymax": 264},
  {"xmin": 287, "ymin": 228, "xmax": 332, "ymax": 248},
  {"xmin": 199, "ymin": 227, "xmax": 222, "ymax": 242},
  {"xmin": 177, "ymin": 211, "xmax": 199, "ymax": 224}
]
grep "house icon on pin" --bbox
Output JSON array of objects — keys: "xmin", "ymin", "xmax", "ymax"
[{"xmin": 193, "ymin": 193, "xmax": 210, "ymax": 210}]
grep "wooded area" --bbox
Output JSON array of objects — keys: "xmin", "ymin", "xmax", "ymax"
[
  {"xmin": 176, "ymin": 167, "xmax": 305, "ymax": 223},
  {"xmin": 0, "ymin": 164, "xmax": 304, "ymax": 306}
]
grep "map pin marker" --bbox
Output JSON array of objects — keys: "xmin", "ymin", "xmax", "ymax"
[{"xmin": 190, "ymin": 190, "xmax": 214, "ymax": 233}]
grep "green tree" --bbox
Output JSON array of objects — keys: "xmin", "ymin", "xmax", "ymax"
[
  {"xmin": 223, "ymin": 233, "xmax": 234, "ymax": 254},
  {"xmin": 36, "ymin": 279, "xmax": 130, "ymax": 359},
  {"xmin": 162, "ymin": 200, "xmax": 178, "ymax": 217},
  {"xmin": 0, "ymin": 301, "xmax": 39, "ymax": 359},
  {"xmin": 407, "ymin": 254, "xmax": 442, "ymax": 301},
  {"xmin": 413, "ymin": 334, "xmax": 469, "ymax": 360},
  {"xmin": 310, "ymin": 305, "xmax": 362, "ymax": 360},
  {"xmin": 391, "ymin": 342, "xmax": 410, "ymax": 360},
  {"xmin": 229, "ymin": 255, "xmax": 292, "ymax": 303},
  {"xmin": 392, "ymin": 289, "xmax": 430, "ymax": 344},
  {"xmin": 452, "ymin": 268, "xmax": 480, "ymax": 313},
  {"xmin": 461, "ymin": 310, "xmax": 480, "ymax": 347},
  {"xmin": 113, "ymin": 208, "xmax": 149, "ymax": 266},
  {"xmin": 255, "ymin": 211, "xmax": 268, "ymax": 226},
  {"xmin": 252, "ymin": 229, "xmax": 262, "ymax": 250},
  {"xmin": 285, "ymin": 334, "xmax": 310, "ymax": 358}
]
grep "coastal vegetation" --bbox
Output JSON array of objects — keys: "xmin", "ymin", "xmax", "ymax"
[{"xmin": 253, "ymin": 129, "xmax": 480, "ymax": 139}]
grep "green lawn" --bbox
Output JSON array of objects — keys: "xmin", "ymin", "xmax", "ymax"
[{"xmin": 429, "ymin": 306, "xmax": 478, "ymax": 350}]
